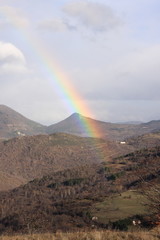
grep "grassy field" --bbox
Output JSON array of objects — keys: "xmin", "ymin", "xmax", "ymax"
[
  {"xmin": 0, "ymin": 229, "xmax": 160, "ymax": 240},
  {"xmin": 91, "ymin": 190, "xmax": 148, "ymax": 224}
]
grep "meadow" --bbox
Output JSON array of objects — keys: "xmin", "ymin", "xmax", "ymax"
[{"xmin": 91, "ymin": 190, "xmax": 148, "ymax": 224}]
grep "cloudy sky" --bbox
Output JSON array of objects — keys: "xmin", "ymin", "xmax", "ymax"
[{"xmin": 0, "ymin": 0, "xmax": 160, "ymax": 125}]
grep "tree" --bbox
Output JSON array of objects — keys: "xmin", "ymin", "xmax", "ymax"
[{"xmin": 142, "ymin": 182, "xmax": 160, "ymax": 214}]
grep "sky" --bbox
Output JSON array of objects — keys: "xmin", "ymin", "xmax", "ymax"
[{"xmin": 0, "ymin": 0, "xmax": 160, "ymax": 125}]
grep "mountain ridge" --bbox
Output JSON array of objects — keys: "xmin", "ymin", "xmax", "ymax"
[{"xmin": 1, "ymin": 104, "xmax": 160, "ymax": 141}]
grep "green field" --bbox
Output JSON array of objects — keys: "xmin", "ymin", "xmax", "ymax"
[{"xmin": 91, "ymin": 190, "xmax": 148, "ymax": 224}]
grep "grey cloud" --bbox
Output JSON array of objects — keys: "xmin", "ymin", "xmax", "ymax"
[
  {"xmin": 91, "ymin": 99, "xmax": 160, "ymax": 123},
  {"xmin": 63, "ymin": 0, "xmax": 122, "ymax": 32},
  {"xmin": 71, "ymin": 44, "xmax": 160, "ymax": 102},
  {"xmin": 38, "ymin": 18, "xmax": 77, "ymax": 32},
  {"xmin": 0, "ymin": 6, "xmax": 29, "ymax": 28}
]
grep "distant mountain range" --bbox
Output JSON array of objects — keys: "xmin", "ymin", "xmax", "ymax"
[
  {"xmin": 1, "ymin": 104, "xmax": 160, "ymax": 141},
  {"xmin": 116, "ymin": 121, "xmax": 143, "ymax": 125}
]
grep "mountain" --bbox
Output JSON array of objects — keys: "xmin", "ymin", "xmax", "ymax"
[
  {"xmin": 46, "ymin": 113, "xmax": 109, "ymax": 137},
  {"xmin": 47, "ymin": 113, "xmax": 160, "ymax": 141},
  {"xmin": 142, "ymin": 120, "xmax": 160, "ymax": 130},
  {"xmin": 126, "ymin": 131, "xmax": 160, "ymax": 149},
  {"xmin": 0, "ymin": 105, "xmax": 160, "ymax": 234},
  {"xmin": 0, "ymin": 145, "xmax": 159, "ymax": 234},
  {"xmin": 0, "ymin": 171, "xmax": 26, "ymax": 191},
  {"xmin": 0, "ymin": 105, "xmax": 46, "ymax": 139},
  {"xmin": 0, "ymin": 133, "xmax": 118, "ymax": 191},
  {"xmin": 117, "ymin": 121, "xmax": 143, "ymax": 125},
  {"xmin": 47, "ymin": 112, "xmax": 137, "ymax": 140},
  {"xmin": 1, "ymin": 105, "xmax": 160, "ymax": 141}
]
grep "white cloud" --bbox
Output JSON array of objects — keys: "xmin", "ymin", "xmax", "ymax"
[
  {"xmin": 63, "ymin": 0, "xmax": 121, "ymax": 32},
  {"xmin": 0, "ymin": 42, "xmax": 28, "ymax": 74},
  {"xmin": 0, "ymin": 6, "xmax": 29, "ymax": 28},
  {"xmin": 0, "ymin": 42, "xmax": 25, "ymax": 63}
]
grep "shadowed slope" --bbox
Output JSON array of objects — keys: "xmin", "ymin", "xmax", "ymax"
[
  {"xmin": 47, "ymin": 113, "xmax": 106, "ymax": 137},
  {"xmin": 47, "ymin": 113, "xmax": 160, "ymax": 141}
]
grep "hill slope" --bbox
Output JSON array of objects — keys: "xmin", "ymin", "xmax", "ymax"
[
  {"xmin": 47, "ymin": 113, "xmax": 160, "ymax": 141},
  {"xmin": 1, "ymin": 105, "xmax": 160, "ymax": 141},
  {"xmin": 0, "ymin": 105, "xmax": 46, "ymax": 139},
  {"xmin": 126, "ymin": 131, "xmax": 160, "ymax": 149},
  {"xmin": 0, "ymin": 145, "xmax": 160, "ymax": 234},
  {"xmin": 47, "ymin": 113, "xmax": 108, "ymax": 137},
  {"xmin": 0, "ymin": 133, "xmax": 117, "ymax": 190},
  {"xmin": 0, "ymin": 171, "xmax": 26, "ymax": 191}
]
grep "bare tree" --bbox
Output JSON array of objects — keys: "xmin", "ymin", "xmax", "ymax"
[{"xmin": 142, "ymin": 182, "xmax": 160, "ymax": 214}]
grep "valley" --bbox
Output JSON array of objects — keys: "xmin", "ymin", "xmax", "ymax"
[{"xmin": 0, "ymin": 105, "xmax": 159, "ymax": 236}]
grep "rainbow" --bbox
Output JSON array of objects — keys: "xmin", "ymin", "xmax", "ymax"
[{"xmin": 0, "ymin": 7, "xmax": 103, "ymax": 139}]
